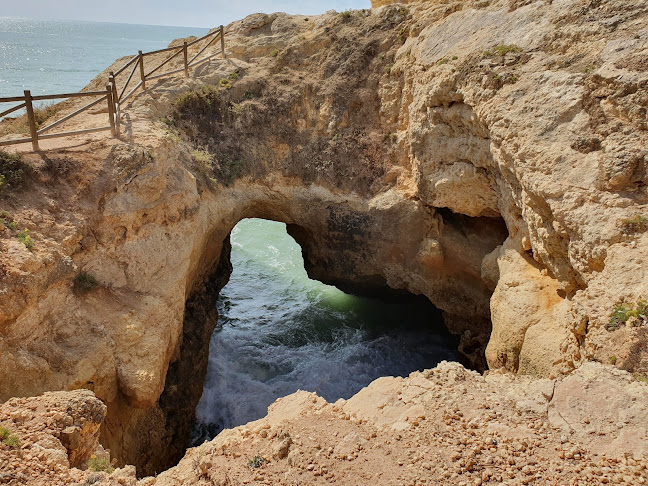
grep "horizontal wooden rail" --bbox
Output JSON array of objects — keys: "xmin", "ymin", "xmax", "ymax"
[
  {"xmin": 187, "ymin": 29, "xmax": 217, "ymax": 47},
  {"xmin": 147, "ymin": 67, "xmax": 186, "ymax": 82},
  {"xmin": 0, "ymin": 24, "xmax": 226, "ymax": 151},
  {"xmin": 0, "ymin": 137, "xmax": 33, "ymax": 147},
  {"xmin": 39, "ymin": 126, "xmax": 112, "ymax": 140},
  {"xmin": 142, "ymin": 45, "xmax": 183, "ymax": 56},
  {"xmin": 32, "ymin": 91, "xmax": 108, "ymax": 101},
  {"xmin": 0, "ymin": 96, "xmax": 27, "ymax": 103}
]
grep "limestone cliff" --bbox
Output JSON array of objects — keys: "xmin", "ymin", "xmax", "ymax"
[{"xmin": 0, "ymin": 0, "xmax": 647, "ymax": 474}]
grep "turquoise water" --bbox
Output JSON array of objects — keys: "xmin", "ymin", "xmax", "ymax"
[
  {"xmin": 192, "ymin": 219, "xmax": 459, "ymax": 443},
  {"xmin": 0, "ymin": 18, "xmax": 206, "ymax": 106}
]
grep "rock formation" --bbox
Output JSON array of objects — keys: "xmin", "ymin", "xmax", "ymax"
[
  {"xmin": 0, "ymin": 0, "xmax": 647, "ymax": 476},
  {"xmin": 2, "ymin": 362, "xmax": 648, "ymax": 484}
]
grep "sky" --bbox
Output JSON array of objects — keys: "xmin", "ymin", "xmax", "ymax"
[{"xmin": 0, "ymin": 0, "xmax": 372, "ymax": 28}]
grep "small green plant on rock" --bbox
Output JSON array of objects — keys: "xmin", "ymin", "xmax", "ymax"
[
  {"xmin": 219, "ymin": 78, "xmax": 232, "ymax": 89},
  {"xmin": 88, "ymin": 455, "xmax": 114, "ymax": 473},
  {"xmin": 191, "ymin": 149, "xmax": 214, "ymax": 179},
  {"xmin": 0, "ymin": 427, "xmax": 20, "ymax": 449},
  {"xmin": 270, "ymin": 49, "xmax": 280, "ymax": 57},
  {"xmin": 582, "ymin": 63, "xmax": 596, "ymax": 74},
  {"xmin": 16, "ymin": 228, "xmax": 33, "ymax": 249},
  {"xmin": 229, "ymin": 102, "xmax": 245, "ymax": 116},
  {"xmin": 248, "ymin": 455, "xmax": 268, "ymax": 469},
  {"xmin": 3, "ymin": 435, "xmax": 20, "ymax": 448},
  {"xmin": 483, "ymin": 44, "xmax": 523, "ymax": 57},
  {"xmin": 619, "ymin": 215, "xmax": 648, "ymax": 234},
  {"xmin": 607, "ymin": 299, "xmax": 647, "ymax": 331},
  {"xmin": 633, "ymin": 373, "xmax": 648, "ymax": 384},
  {"xmin": 1, "ymin": 211, "xmax": 17, "ymax": 231},
  {"xmin": 73, "ymin": 272, "xmax": 100, "ymax": 293},
  {"xmin": 609, "ymin": 355, "xmax": 617, "ymax": 365}
]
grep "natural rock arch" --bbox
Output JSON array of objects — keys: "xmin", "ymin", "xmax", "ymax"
[{"xmin": 2, "ymin": 0, "xmax": 648, "ymax": 477}]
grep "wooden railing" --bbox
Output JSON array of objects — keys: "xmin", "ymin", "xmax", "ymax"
[
  {"xmin": 0, "ymin": 26, "xmax": 225, "ymax": 151},
  {"xmin": 0, "ymin": 89, "xmax": 116, "ymax": 151}
]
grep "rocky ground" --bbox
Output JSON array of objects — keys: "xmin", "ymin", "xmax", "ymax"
[{"xmin": 1, "ymin": 362, "xmax": 647, "ymax": 485}]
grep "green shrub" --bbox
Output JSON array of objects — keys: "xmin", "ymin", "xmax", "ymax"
[
  {"xmin": 1, "ymin": 211, "xmax": 17, "ymax": 231},
  {"xmin": 73, "ymin": 272, "xmax": 99, "ymax": 293},
  {"xmin": 607, "ymin": 299, "xmax": 647, "ymax": 331},
  {"xmin": 0, "ymin": 150, "xmax": 29, "ymax": 188},
  {"xmin": 0, "ymin": 104, "xmax": 58, "ymax": 137},
  {"xmin": 270, "ymin": 49, "xmax": 280, "ymax": 57},
  {"xmin": 633, "ymin": 373, "xmax": 648, "ymax": 384},
  {"xmin": 215, "ymin": 154, "xmax": 245, "ymax": 186},
  {"xmin": 229, "ymin": 102, "xmax": 245, "ymax": 116},
  {"xmin": 483, "ymin": 44, "xmax": 523, "ymax": 57},
  {"xmin": 88, "ymin": 455, "xmax": 114, "ymax": 473},
  {"xmin": 0, "ymin": 427, "xmax": 20, "ymax": 449},
  {"xmin": 191, "ymin": 149, "xmax": 212, "ymax": 165},
  {"xmin": 248, "ymin": 456, "xmax": 268, "ymax": 468},
  {"xmin": 582, "ymin": 63, "xmax": 596, "ymax": 74},
  {"xmin": 609, "ymin": 355, "xmax": 617, "ymax": 365},
  {"xmin": 16, "ymin": 228, "xmax": 33, "ymax": 249},
  {"xmin": 173, "ymin": 86, "xmax": 222, "ymax": 115},
  {"xmin": 3, "ymin": 435, "xmax": 20, "ymax": 449},
  {"xmin": 619, "ymin": 215, "xmax": 648, "ymax": 234},
  {"xmin": 340, "ymin": 10, "xmax": 354, "ymax": 19},
  {"xmin": 219, "ymin": 78, "xmax": 232, "ymax": 89}
]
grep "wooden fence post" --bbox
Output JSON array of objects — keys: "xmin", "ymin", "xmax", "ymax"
[
  {"xmin": 220, "ymin": 25, "xmax": 226, "ymax": 58},
  {"xmin": 183, "ymin": 41, "xmax": 189, "ymax": 77},
  {"xmin": 106, "ymin": 85, "xmax": 116, "ymax": 136},
  {"xmin": 138, "ymin": 50, "xmax": 147, "ymax": 90},
  {"xmin": 23, "ymin": 90, "xmax": 39, "ymax": 151},
  {"xmin": 109, "ymin": 73, "xmax": 120, "ymax": 134}
]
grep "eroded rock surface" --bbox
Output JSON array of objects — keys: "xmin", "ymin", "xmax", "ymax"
[
  {"xmin": 0, "ymin": 0, "xmax": 647, "ymax": 474},
  {"xmin": 0, "ymin": 390, "xmax": 137, "ymax": 485},
  {"xmin": 3, "ymin": 362, "xmax": 647, "ymax": 485}
]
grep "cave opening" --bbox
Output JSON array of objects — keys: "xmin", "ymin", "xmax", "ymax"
[{"xmin": 188, "ymin": 217, "xmax": 461, "ymax": 445}]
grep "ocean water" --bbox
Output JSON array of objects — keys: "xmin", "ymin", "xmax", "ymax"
[
  {"xmin": 0, "ymin": 18, "xmax": 207, "ymax": 106},
  {"xmin": 192, "ymin": 219, "xmax": 459, "ymax": 444}
]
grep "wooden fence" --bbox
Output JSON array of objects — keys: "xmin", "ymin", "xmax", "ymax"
[{"xmin": 0, "ymin": 26, "xmax": 225, "ymax": 151}]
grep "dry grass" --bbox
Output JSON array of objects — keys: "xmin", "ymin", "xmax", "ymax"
[{"xmin": 0, "ymin": 104, "xmax": 59, "ymax": 137}]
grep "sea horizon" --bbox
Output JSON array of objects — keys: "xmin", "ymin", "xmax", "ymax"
[
  {"xmin": 0, "ymin": 17, "xmax": 209, "ymax": 110},
  {"xmin": 0, "ymin": 15, "xmax": 206, "ymax": 30}
]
